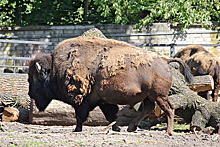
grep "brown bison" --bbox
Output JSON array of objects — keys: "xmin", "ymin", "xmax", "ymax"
[
  {"xmin": 174, "ymin": 45, "xmax": 220, "ymax": 102},
  {"xmin": 28, "ymin": 37, "xmax": 193, "ymax": 135}
]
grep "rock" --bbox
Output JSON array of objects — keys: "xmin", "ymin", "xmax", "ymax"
[{"xmin": 82, "ymin": 28, "xmax": 107, "ymax": 39}]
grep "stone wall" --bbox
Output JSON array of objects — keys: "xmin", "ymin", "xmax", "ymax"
[{"xmin": 0, "ymin": 23, "xmax": 220, "ymax": 58}]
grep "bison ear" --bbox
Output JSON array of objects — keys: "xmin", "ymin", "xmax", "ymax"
[{"xmin": 35, "ymin": 62, "xmax": 41, "ymax": 73}]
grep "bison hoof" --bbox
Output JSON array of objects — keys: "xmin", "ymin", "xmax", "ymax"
[
  {"xmin": 112, "ymin": 124, "xmax": 121, "ymax": 132},
  {"xmin": 73, "ymin": 128, "xmax": 82, "ymax": 132},
  {"xmin": 127, "ymin": 124, "xmax": 137, "ymax": 132},
  {"xmin": 164, "ymin": 132, "xmax": 172, "ymax": 136}
]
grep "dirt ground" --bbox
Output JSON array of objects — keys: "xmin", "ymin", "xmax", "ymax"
[{"xmin": 0, "ymin": 122, "xmax": 219, "ymax": 147}]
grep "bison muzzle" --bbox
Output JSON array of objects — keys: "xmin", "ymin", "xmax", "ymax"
[{"xmin": 28, "ymin": 37, "xmax": 193, "ymax": 135}]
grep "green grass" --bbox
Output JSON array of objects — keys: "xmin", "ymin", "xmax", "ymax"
[
  {"xmin": 155, "ymin": 121, "xmax": 190, "ymax": 132},
  {"xmin": 75, "ymin": 140, "xmax": 84, "ymax": 146}
]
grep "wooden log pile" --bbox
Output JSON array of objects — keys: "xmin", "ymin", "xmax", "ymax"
[{"xmin": 169, "ymin": 63, "xmax": 220, "ymax": 133}]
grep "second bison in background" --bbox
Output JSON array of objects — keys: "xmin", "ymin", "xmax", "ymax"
[
  {"xmin": 28, "ymin": 37, "xmax": 193, "ymax": 135},
  {"xmin": 174, "ymin": 45, "xmax": 220, "ymax": 102}
]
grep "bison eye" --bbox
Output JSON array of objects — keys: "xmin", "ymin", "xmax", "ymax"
[{"xmin": 37, "ymin": 68, "xmax": 50, "ymax": 81}]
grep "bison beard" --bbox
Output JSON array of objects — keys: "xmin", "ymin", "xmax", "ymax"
[{"xmin": 28, "ymin": 37, "xmax": 193, "ymax": 135}]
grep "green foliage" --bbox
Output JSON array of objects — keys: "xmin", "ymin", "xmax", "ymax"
[
  {"xmin": 136, "ymin": 0, "xmax": 220, "ymax": 30},
  {"xmin": 0, "ymin": 0, "xmax": 84, "ymax": 26},
  {"xmin": 0, "ymin": 0, "xmax": 35, "ymax": 26},
  {"xmin": 25, "ymin": 0, "xmax": 84, "ymax": 25},
  {"xmin": 0, "ymin": 0, "xmax": 219, "ymax": 30},
  {"xmin": 93, "ymin": 0, "xmax": 220, "ymax": 30},
  {"xmin": 94, "ymin": 0, "xmax": 152, "ymax": 24}
]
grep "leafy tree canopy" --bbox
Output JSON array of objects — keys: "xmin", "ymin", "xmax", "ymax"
[
  {"xmin": 135, "ymin": 0, "xmax": 220, "ymax": 30},
  {"xmin": 94, "ymin": 0, "xmax": 220, "ymax": 30},
  {"xmin": 0, "ymin": 0, "xmax": 219, "ymax": 30}
]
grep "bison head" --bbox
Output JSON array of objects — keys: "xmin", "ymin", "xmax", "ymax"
[{"xmin": 28, "ymin": 52, "xmax": 53, "ymax": 111}]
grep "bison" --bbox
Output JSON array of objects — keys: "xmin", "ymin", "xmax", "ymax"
[
  {"xmin": 28, "ymin": 36, "xmax": 193, "ymax": 135},
  {"xmin": 174, "ymin": 45, "xmax": 220, "ymax": 102}
]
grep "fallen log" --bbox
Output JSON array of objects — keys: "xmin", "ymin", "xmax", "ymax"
[
  {"xmin": 188, "ymin": 75, "xmax": 214, "ymax": 92},
  {"xmin": 0, "ymin": 75, "xmax": 30, "ymax": 109},
  {"xmin": 2, "ymin": 107, "xmax": 19, "ymax": 122},
  {"xmin": 169, "ymin": 62, "xmax": 220, "ymax": 133},
  {"xmin": 1, "ymin": 107, "xmax": 29, "ymax": 123},
  {"xmin": 29, "ymin": 99, "xmax": 124, "ymax": 126}
]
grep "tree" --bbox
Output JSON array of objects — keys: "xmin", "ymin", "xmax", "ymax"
[
  {"xmin": 0, "ymin": 0, "xmax": 84, "ymax": 26},
  {"xmin": 93, "ymin": 0, "xmax": 152, "ymax": 24},
  {"xmin": 139, "ymin": 0, "xmax": 220, "ymax": 30},
  {"xmin": 94, "ymin": 0, "xmax": 220, "ymax": 30},
  {"xmin": 0, "ymin": 0, "xmax": 34, "ymax": 26},
  {"xmin": 0, "ymin": 0, "xmax": 219, "ymax": 29},
  {"xmin": 23, "ymin": 0, "xmax": 84, "ymax": 25}
]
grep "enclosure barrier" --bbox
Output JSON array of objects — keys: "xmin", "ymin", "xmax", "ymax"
[
  {"xmin": 134, "ymin": 43, "xmax": 220, "ymax": 57},
  {"xmin": 0, "ymin": 28, "xmax": 220, "ymax": 75},
  {"xmin": 0, "ymin": 56, "xmax": 30, "ymax": 75}
]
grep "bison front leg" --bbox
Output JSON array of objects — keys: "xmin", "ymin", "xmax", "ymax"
[
  {"xmin": 127, "ymin": 98, "xmax": 155, "ymax": 132},
  {"xmin": 74, "ymin": 104, "xmax": 90, "ymax": 132},
  {"xmin": 99, "ymin": 104, "xmax": 121, "ymax": 132},
  {"xmin": 156, "ymin": 97, "xmax": 174, "ymax": 136},
  {"xmin": 74, "ymin": 115, "xmax": 83, "ymax": 132}
]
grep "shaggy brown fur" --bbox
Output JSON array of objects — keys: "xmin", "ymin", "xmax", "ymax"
[
  {"xmin": 28, "ymin": 37, "xmax": 193, "ymax": 135},
  {"xmin": 53, "ymin": 36, "xmax": 158, "ymax": 102},
  {"xmin": 174, "ymin": 45, "xmax": 220, "ymax": 102}
]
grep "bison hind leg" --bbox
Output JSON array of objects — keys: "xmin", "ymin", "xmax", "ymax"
[
  {"xmin": 156, "ymin": 97, "xmax": 174, "ymax": 136},
  {"xmin": 99, "ymin": 104, "xmax": 121, "ymax": 132},
  {"xmin": 212, "ymin": 85, "xmax": 220, "ymax": 102},
  {"xmin": 198, "ymin": 91, "xmax": 210, "ymax": 100},
  {"xmin": 127, "ymin": 98, "xmax": 155, "ymax": 132}
]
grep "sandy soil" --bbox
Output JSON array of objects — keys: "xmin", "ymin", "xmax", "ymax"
[{"xmin": 0, "ymin": 122, "xmax": 219, "ymax": 147}]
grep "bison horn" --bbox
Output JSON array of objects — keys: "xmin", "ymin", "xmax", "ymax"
[{"xmin": 35, "ymin": 62, "xmax": 41, "ymax": 73}]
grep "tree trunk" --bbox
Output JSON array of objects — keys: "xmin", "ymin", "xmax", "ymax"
[
  {"xmin": 83, "ymin": 0, "xmax": 89, "ymax": 21},
  {"xmin": 187, "ymin": 75, "xmax": 214, "ymax": 92},
  {"xmin": 169, "ymin": 63, "xmax": 220, "ymax": 132}
]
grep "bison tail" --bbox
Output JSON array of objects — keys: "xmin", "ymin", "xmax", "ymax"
[
  {"xmin": 182, "ymin": 66, "xmax": 193, "ymax": 83},
  {"xmin": 162, "ymin": 57, "xmax": 193, "ymax": 83}
]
